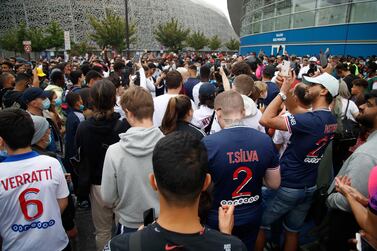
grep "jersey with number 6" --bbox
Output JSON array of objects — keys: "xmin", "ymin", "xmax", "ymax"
[
  {"xmin": 282, "ymin": 109, "xmax": 337, "ymax": 188},
  {"xmin": 0, "ymin": 151, "xmax": 69, "ymax": 251},
  {"xmin": 202, "ymin": 127, "xmax": 279, "ymax": 227}
]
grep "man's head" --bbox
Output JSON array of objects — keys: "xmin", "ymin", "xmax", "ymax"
[
  {"xmin": 356, "ymin": 90, "xmax": 377, "ymax": 130},
  {"xmin": 232, "ymin": 74, "xmax": 258, "ymax": 100},
  {"xmin": 66, "ymin": 92, "xmax": 83, "ymax": 110},
  {"xmin": 1, "ymin": 62, "xmax": 13, "ymax": 73},
  {"xmin": 0, "ymin": 108, "xmax": 34, "ymax": 152},
  {"xmin": 31, "ymin": 115, "xmax": 50, "ymax": 149},
  {"xmin": 22, "ymin": 87, "xmax": 50, "ymax": 112},
  {"xmin": 0, "ymin": 72, "xmax": 15, "ymax": 89},
  {"xmin": 335, "ymin": 63, "xmax": 350, "ymax": 78},
  {"xmin": 15, "ymin": 73, "xmax": 31, "ymax": 91},
  {"xmin": 15, "ymin": 64, "xmax": 26, "ymax": 74},
  {"xmin": 199, "ymin": 83, "xmax": 216, "ymax": 109},
  {"xmin": 90, "ymin": 79, "xmax": 116, "ymax": 118},
  {"xmin": 188, "ymin": 65, "xmax": 197, "ymax": 77},
  {"xmin": 120, "ymin": 86, "xmax": 154, "ymax": 126},
  {"xmin": 50, "ymin": 70, "xmax": 65, "ymax": 88},
  {"xmin": 214, "ymin": 90, "xmax": 245, "ymax": 129},
  {"xmin": 302, "ymin": 56, "xmax": 309, "ymax": 66},
  {"xmin": 70, "ymin": 70, "xmax": 84, "ymax": 86},
  {"xmin": 263, "ymin": 65, "xmax": 276, "ymax": 80},
  {"xmin": 293, "ymin": 83, "xmax": 311, "ymax": 108},
  {"xmin": 351, "ymin": 79, "xmax": 369, "ymax": 96},
  {"xmin": 303, "ymin": 73, "xmax": 339, "ymax": 105},
  {"xmin": 151, "ymin": 132, "xmax": 211, "ymax": 207},
  {"xmin": 85, "ymin": 70, "xmax": 103, "ymax": 88},
  {"xmin": 231, "ymin": 62, "xmax": 252, "ymax": 77},
  {"xmin": 199, "ymin": 65, "xmax": 211, "ymax": 82},
  {"xmin": 165, "ymin": 70, "xmax": 183, "ymax": 90}
]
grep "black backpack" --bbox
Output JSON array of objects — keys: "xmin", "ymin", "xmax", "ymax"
[{"xmin": 335, "ymin": 99, "xmax": 360, "ymax": 146}]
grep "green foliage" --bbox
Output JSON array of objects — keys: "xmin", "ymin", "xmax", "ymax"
[
  {"xmin": 225, "ymin": 38, "xmax": 240, "ymax": 51},
  {"xmin": 0, "ymin": 28, "xmax": 19, "ymax": 53},
  {"xmin": 186, "ymin": 31, "xmax": 208, "ymax": 51},
  {"xmin": 154, "ymin": 18, "xmax": 190, "ymax": 52},
  {"xmin": 69, "ymin": 41, "xmax": 96, "ymax": 56},
  {"xmin": 45, "ymin": 21, "xmax": 64, "ymax": 49},
  {"xmin": 28, "ymin": 27, "xmax": 47, "ymax": 52},
  {"xmin": 89, "ymin": 9, "xmax": 137, "ymax": 53},
  {"xmin": 208, "ymin": 35, "xmax": 222, "ymax": 51}
]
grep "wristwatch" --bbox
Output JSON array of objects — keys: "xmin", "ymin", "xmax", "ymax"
[{"xmin": 278, "ymin": 92, "xmax": 287, "ymax": 101}]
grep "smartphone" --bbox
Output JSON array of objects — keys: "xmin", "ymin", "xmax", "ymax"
[
  {"xmin": 281, "ymin": 60, "xmax": 290, "ymax": 77},
  {"xmin": 214, "ymin": 59, "xmax": 220, "ymax": 72},
  {"xmin": 143, "ymin": 208, "xmax": 155, "ymax": 226},
  {"xmin": 133, "ymin": 53, "xmax": 140, "ymax": 62}
]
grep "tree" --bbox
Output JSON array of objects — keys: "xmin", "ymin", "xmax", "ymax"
[
  {"xmin": 89, "ymin": 9, "xmax": 137, "ymax": 53},
  {"xmin": 154, "ymin": 18, "xmax": 190, "ymax": 52},
  {"xmin": 208, "ymin": 35, "xmax": 222, "ymax": 51},
  {"xmin": 225, "ymin": 38, "xmax": 240, "ymax": 51},
  {"xmin": 16, "ymin": 22, "xmax": 30, "ymax": 52},
  {"xmin": 28, "ymin": 27, "xmax": 47, "ymax": 52},
  {"xmin": 45, "ymin": 21, "xmax": 64, "ymax": 49},
  {"xmin": 0, "ymin": 28, "xmax": 19, "ymax": 54},
  {"xmin": 69, "ymin": 40, "xmax": 96, "ymax": 56},
  {"xmin": 186, "ymin": 31, "xmax": 208, "ymax": 51}
]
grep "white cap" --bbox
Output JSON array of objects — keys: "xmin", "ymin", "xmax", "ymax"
[
  {"xmin": 303, "ymin": 72, "xmax": 339, "ymax": 97},
  {"xmin": 309, "ymin": 57, "xmax": 318, "ymax": 62}
]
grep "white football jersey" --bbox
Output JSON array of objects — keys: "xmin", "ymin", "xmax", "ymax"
[{"xmin": 0, "ymin": 151, "xmax": 69, "ymax": 251}]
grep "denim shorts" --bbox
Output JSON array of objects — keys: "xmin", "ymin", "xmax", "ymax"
[{"xmin": 261, "ymin": 185, "xmax": 317, "ymax": 233}]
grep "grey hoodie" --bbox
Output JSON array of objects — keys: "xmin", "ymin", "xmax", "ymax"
[{"xmin": 101, "ymin": 127, "xmax": 164, "ymax": 228}]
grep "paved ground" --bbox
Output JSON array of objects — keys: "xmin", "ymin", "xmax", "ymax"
[{"xmin": 72, "ymin": 208, "xmax": 96, "ymax": 251}]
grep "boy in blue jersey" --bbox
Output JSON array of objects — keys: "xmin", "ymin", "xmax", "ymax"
[
  {"xmin": 256, "ymin": 72, "xmax": 339, "ymax": 251},
  {"xmin": 202, "ymin": 90, "xmax": 281, "ymax": 251}
]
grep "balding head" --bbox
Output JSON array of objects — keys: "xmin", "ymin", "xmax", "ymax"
[{"xmin": 214, "ymin": 90, "xmax": 245, "ymax": 128}]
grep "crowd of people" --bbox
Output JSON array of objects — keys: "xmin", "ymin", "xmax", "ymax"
[{"xmin": 0, "ymin": 50, "xmax": 376, "ymax": 251}]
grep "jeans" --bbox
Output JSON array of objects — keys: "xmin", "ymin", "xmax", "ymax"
[{"xmin": 261, "ymin": 186, "xmax": 317, "ymax": 232}]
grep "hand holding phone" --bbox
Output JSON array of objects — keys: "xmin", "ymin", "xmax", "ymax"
[{"xmin": 281, "ymin": 60, "xmax": 290, "ymax": 77}]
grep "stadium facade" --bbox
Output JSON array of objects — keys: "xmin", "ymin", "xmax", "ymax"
[
  {"xmin": 228, "ymin": 0, "xmax": 377, "ymax": 57},
  {"xmin": 0, "ymin": 0, "xmax": 238, "ymax": 51}
]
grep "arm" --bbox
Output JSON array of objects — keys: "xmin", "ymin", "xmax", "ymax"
[
  {"xmin": 220, "ymin": 66, "xmax": 231, "ymax": 91},
  {"xmin": 32, "ymin": 68, "xmax": 40, "ymax": 87},
  {"xmin": 57, "ymin": 197, "xmax": 68, "ymax": 213},
  {"xmin": 138, "ymin": 64, "xmax": 148, "ymax": 91},
  {"xmin": 100, "ymin": 149, "xmax": 118, "ymax": 207},
  {"xmin": 264, "ymin": 167, "xmax": 281, "ymax": 189},
  {"xmin": 218, "ymin": 205, "xmax": 234, "ymax": 235}
]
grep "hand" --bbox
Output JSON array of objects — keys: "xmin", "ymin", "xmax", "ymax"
[
  {"xmin": 219, "ymin": 66, "xmax": 226, "ymax": 76},
  {"xmin": 259, "ymin": 103, "xmax": 266, "ymax": 113},
  {"xmin": 32, "ymin": 67, "xmax": 38, "ymax": 77},
  {"xmin": 218, "ymin": 205, "xmax": 234, "ymax": 235},
  {"xmin": 335, "ymin": 177, "xmax": 368, "ymax": 206},
  {"xmin": 280, "ymin": 70, "xmax": 295, "ymax": 95}
]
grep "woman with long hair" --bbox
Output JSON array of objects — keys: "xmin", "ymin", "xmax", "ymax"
[{"xmin": 160, "ymin": 95, "xmax": 205, "ymax": 140}]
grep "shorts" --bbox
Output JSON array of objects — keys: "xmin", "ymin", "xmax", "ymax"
[{"xmin": 261, "ymin": 185, "xmax": 316, "ymax": 233}]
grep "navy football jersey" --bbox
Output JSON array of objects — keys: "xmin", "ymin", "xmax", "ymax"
[
  {"xmin": 202, "ymin": 127, "xmax": 279, "ymax": 227},
  {"xmin": 281, "ymin": 109, "xmax": 337, "ymax": 188}
]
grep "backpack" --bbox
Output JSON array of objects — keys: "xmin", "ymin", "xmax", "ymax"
[{"xmin": 335, "ymin": 99, "xmax": 360, "ymax": 146}]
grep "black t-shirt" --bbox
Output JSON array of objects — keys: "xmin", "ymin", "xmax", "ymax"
[
  {"xmin": 343, "ymin": 74, "xmax": 359, "ymax": 93},
  {"xmin": 106, "ymin": 222, "xmax": 247, "ymax": 251}
]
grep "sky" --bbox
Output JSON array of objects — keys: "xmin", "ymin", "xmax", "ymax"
[{"xmin": 195, "ymin": 0, "xmax": 231, "ymax": 22}]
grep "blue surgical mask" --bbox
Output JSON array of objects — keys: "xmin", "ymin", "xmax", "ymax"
[
  {"xmin": 42, "ymin": 98, "xmax": 51, "ymax": 110},
  {"xmin": 0, "ymin": 149, "xmax": 7, "ymax": 158},
  {"xmin": 79, "ymin": 104, "xmax": 85, "ymax": 111},
  {"xmin": 54, "ymin": 98, "xmax": 62, "ymax": 107}
]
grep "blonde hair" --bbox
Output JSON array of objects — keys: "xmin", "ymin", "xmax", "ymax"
[{"xmin": 254, "ymin": 81, "xmax": 267, "ymax": 93}]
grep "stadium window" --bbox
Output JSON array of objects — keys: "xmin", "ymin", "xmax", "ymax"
[
  {"xmin": 293, "ymin": 11, "xmax": 315, "ymax": 28},
  {"xmin": 350, "ymin": 1, "xmax": 377, "ymax": 23},
  {"xmin": 317, "ymin": 5, "xmax": 347, "ymax": 25}
]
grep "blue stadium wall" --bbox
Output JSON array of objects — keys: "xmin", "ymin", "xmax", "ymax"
[{"xmin": 240, "ymin": 22, "xmax": 377, "ymax": 57}]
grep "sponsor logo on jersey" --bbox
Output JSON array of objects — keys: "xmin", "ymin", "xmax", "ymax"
[{"xmin": 221, "ymin": 195, "xmax": 260, "ymax": 206}]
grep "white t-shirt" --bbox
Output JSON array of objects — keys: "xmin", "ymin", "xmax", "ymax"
[
  {"xmin": 153, "ymin": 94, "xmax": 197, "ymax": 127},
  {"xmin": 192, "ymin": 82, "xmax": 206, "ymax": 107},
  {"xmin": 273, "ymin": 129, "xmax": 292, "ymax": 157},
  {"xmin": 192, "ymin": 105, "xmax": 214, "ymax": 129},
  {"xmin": 0, "ymin": 152, "xmax": 69, "ymax": 251},
  {"xmin": 340, "ymin": 97, "xmax": 359, "ymax": 121}
]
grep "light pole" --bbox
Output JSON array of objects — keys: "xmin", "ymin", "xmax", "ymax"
[{"xmin": 124, "ymin": 0, "xmax": 130, "ymax": 59}]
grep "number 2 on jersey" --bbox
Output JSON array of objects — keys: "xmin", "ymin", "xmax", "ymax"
[
  {"xmin": 232, "ymin": 166, "xmax": 253, "ymax": 199},
  {"xmin": 19, "ymin": 188, "xmax": 44, "ymax": 221}
]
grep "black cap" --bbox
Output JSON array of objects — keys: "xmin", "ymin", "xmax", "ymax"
[
  {"xmin": 199, "ymin": 83, "xmax": 216, "ymax": 97},
  {"xmin": 22, "ymin": 87, "xmax": 47, "ymax": 104}
]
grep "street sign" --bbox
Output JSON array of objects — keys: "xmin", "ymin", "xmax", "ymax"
[{"xmin": 64, "ymin": 31, "xmax": 71, "ymax": 51}]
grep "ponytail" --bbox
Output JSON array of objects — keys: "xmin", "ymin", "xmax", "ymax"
[{"xmin": 161, "ymin": 95, "xmax": 192, "ymax": 135}]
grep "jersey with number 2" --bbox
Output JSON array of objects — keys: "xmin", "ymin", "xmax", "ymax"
[
  {"xmin": 203, "ymin": 127, "xmax": 279, "ymax": 226},
  {"xmin": 0, "ymin": 152, "xmax": 69, "ymax": 251},
  {"xmin": 282, "ymin": 110, "xmax": 337, "ymax": 188}
]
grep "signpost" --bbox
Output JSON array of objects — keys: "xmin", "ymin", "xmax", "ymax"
[
  {"xmin": 23, "ymin": 41, "xmax": 32, "ymax": 61},
  {"xmin": 64, "ymin": 31, "xmax": 71, "ymax": 62}
]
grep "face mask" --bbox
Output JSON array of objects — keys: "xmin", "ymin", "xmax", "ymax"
[
  {"xmin": 42, "ymin": 98, "xmax": 51, "ymax": 110},
  {"xmin": 54, "ymin": 98, "xmax": 62, "ymax": 107},
  {"xmin": 79, "ymin": 104, "xmax": 85, "ymax": 111},
  {"xmin": 0, "ymin": 149, "xmax": 7, "ymax": 158}
]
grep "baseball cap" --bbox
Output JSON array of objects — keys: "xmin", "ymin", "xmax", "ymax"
[
  {"xmin": 36, "ymin": 67, "xmax": 46, "ymax": 77},
  {"xmin": 22, "ymin": 87, "xmax": 48, "ymax": 104},
  {"xmin": 309, "ymin": 57, "xmax": 318, "ymax": 62},
  {"xmin": 303, "ymin": 72, "xmax": 339, "ymax": 97},
  {"xmin": 199, "ymin": 83, "xmax": 216, "ymax": 97}
]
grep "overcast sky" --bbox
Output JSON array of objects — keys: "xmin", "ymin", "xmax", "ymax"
[{"xmin": 199, "ymin": 0, "xmax": 230, "ymax": 22}]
